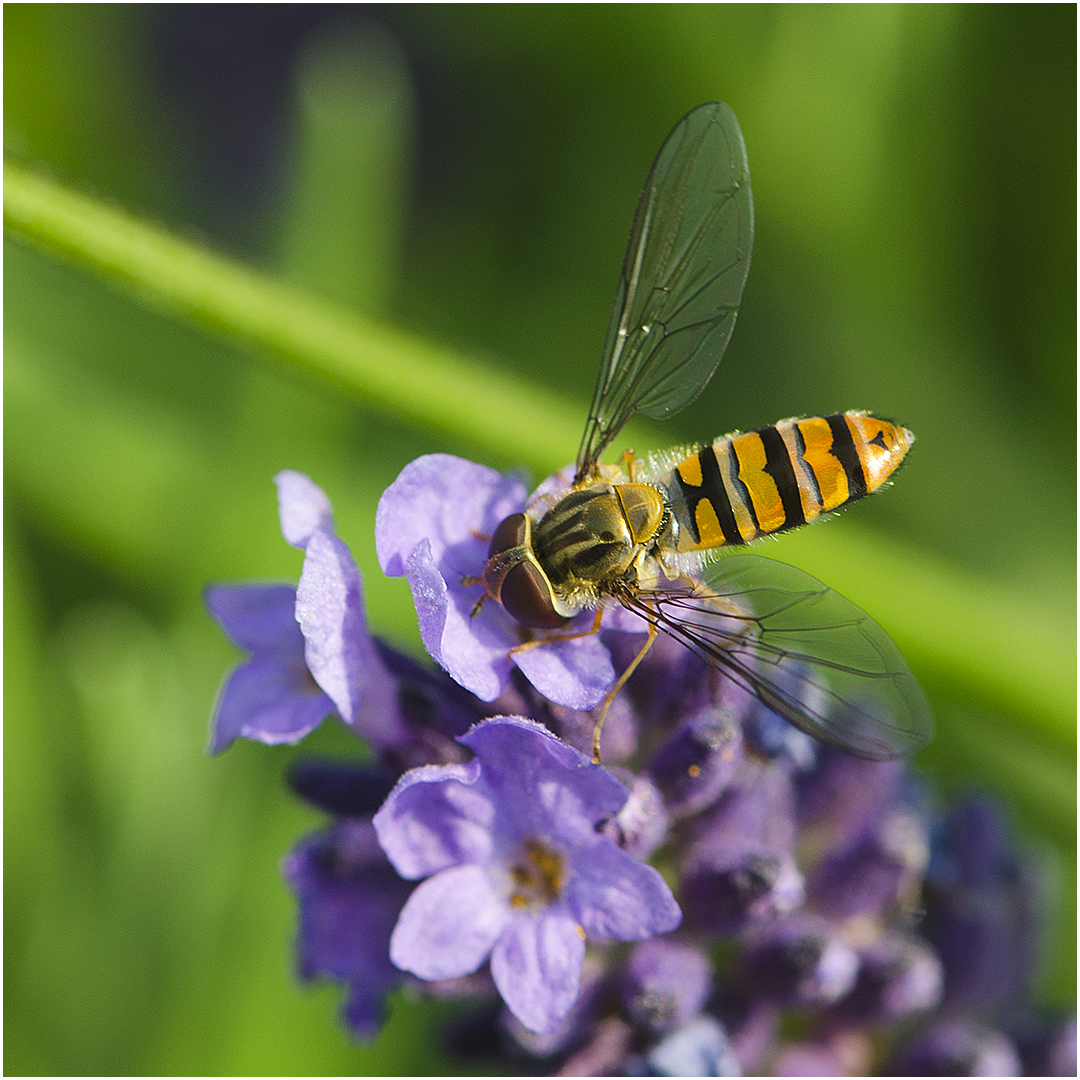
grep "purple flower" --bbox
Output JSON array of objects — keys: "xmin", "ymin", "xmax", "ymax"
[
  {"xmin": 806, "ymin": 805, "xmax": 929, "ymax": 919},
  {"xmin": 739, "ymin": 914, "xmax": 859, "ymax": 1007},
  {"xmin": 206, "ymin": 465, "xmax": 1072, "ymax": 1068},
  {"xmin": 647, "ymin": 701, "xmax": 745, "ymax": 819},
  {"xmin": 831, "ymin": 932, "xmax": 943, "ymax": 1024},
  {"xmin": 922, "ymin": 795, "xmax": 1043, "ymax": 1015},
  {"xmin": 375, "ymin": 454, "xmax": 642, "ymax": 710},
  {"xmin": 372, "ymin": 716, "xmax": 681, "ymax": 1033},
  {"xmin": 283, "ymin": 816, "xmax": 414, "ymax": 1040},
  {"xmin": 277, "ymin": 471, "xmax": 406, "ymax": 752},
  {"xmin": 891, "ymin": 1018, "xmax": 1022, "ymax": 1076},
  {"xmin": 206, "ymin": 472, "xmax": 406, "ymax": 753},
  {"xmin": 680, "ymin": 761, "xmax": 805, "ymax": 935},
  {"xmin": 619, "ymin": 938, "xmax": 712, "ymax": 1036},
  {"xmin": 205, "ymin": 582, "xmax": 336, "ymax": 752},
  {"xmin": 771, "ymin": 1034, "xmax": 871, "ymax": 1077}
]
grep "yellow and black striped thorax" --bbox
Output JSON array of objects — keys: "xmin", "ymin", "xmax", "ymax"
[{"xmin": 660, "ymin": 411, "xmax": 914, "ymax": 551}]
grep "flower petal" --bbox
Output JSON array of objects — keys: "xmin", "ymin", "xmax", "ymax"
[
  {"xmin": 276, "ymin": 470, "xmax": 334, "ymax": 548},
  {"xmin": 209, "ymin": 655, "xmax": 333, "ymax": 753},
  {"xmin": 375, "ymin": 454, "xmax": 526, "ymax": 576},
  {"xmin": 389, "ymin": 864, "xmax": 509, "ymax": 980},
  {"xmin": 405, "ymin": 539, "xmax": 512, "ymax": 701},
  {"xmin": 283, "ymin": 820, "xmax": 412, "ymax": 1040},
  {"xmin": 204, "ymin": 583, "xmax": 303, "ymax": 655},
  {"xmin": 296, "ymin": 529, "xmax": 373, "ymax": 723},
  {"xmin": 296, "ymin": 532, "xmax": 362, "ymax": 717},
  {"xmin": 373, "ymin": 759, "xmax": 494, "ymax": 878},
  {"xmin": 512, "ymin": 630, "xmax": 615, "ymax": 710},
  {"xmin": 490, "ymin": 908, "xmax": 586, "ymax": 1034},
  {"xmin": 458, "ymin": 717, "xmax": 630, "ymax": 835},
  {"xmin": 567, "ymin": 840, "xmax": 682, "ymax": 940}
]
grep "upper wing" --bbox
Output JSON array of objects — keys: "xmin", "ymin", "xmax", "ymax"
[
  {"xmin": 617, "ymin": 554, "xmax": 932, "ymax": 760},
  {"xmin": 576, "ymin": 102, "xmax": 754, "ymax": 483}
]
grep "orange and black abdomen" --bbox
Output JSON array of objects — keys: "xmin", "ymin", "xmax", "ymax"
[{"xmin": 662, "ymin": 411, "xmax": 914, "ymax": 551}]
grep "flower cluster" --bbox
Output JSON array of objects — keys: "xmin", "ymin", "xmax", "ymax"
[{"xmin": 206, "ymin": 462, "xmax": 1074, "ymax": 1074}]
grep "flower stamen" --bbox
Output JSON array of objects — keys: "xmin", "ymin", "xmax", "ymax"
[{"xmin": 508, "ymin": 838, "xmax": 565, "ymax": 910}]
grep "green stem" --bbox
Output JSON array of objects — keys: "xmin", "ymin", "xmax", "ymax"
[{"xmin": 3, "ymin": 158, "xmax": 586, "ymax": 474}]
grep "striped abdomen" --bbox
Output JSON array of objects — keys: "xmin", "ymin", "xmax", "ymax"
[{"xmin": 661, "ymin": 411, "xmax": 913, "ymax": 551}]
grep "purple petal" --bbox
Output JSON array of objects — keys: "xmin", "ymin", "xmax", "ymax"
[
  {"xmin": 375, "ymin": 454, "xmax": 526, "ymax": 576},
  {"xmin": 512, "ymin": 629, "xmax": 615, "ymax": 710},
  {"xmin": 600, "ymin": 602, "xmax": 651, "ymax": 634},
  {"xmin": 205, "ymin": 583, "xmax": 303, "ymax": 655},
  {"xmin": 620, "ymin": 938, "xmax": 712, "ymax": 1035},
  {"xmin": 283, "ymin": 820, "xmax": 412, "ymax": 1041},
  {"xmin": 276, "ymin": 470, "xmax": 334, "ymax": 548},
  {"xmin": 459, "ymin": 716, "xmax": 630, "ymax": 830},
  {"xmin": 598, "ymin": 772, "xmax": 670, "ymax": 861},
  {"xmin": 404, "ymin": 539, "xmax": 513, "ymax": 701},
  {"xmin": 209, "ymin": 655, "xmax": 333, "ymax": 753},
  {"xmin": 372, "ymin": 759, "xmax": 494, "ymax": 878},
  {"xmin": 772, "ymin": 1041, "xmax": 850, "ymax": 1077},
  {"xmin": 389, "ymin": 864, "xmax": 509, "ymax": 979},
  {"xmin": 296, "ymin": 529, "xmax": 378, "ymax": 725},
  {"xmin": 741, "ymin": 917, "xmax": 859, "ymax": 1007},
  {"xmin": 528, "ymin": 464, "xmax": 575, "ymax": 503},
  {"xmin": 648, "ymin": 705, "xmax": 744, "ymax": 818},
  {"xmin": 490, "ymin": 907, "xmax": 586, "ymax": 1034},
  {"xmin": 566, "ymin": 840, "xmax": 682, "ymax": 940},
  {"xmin": 892, "ymin": 1019, "xmax": 1022, "ymax": 1076}
]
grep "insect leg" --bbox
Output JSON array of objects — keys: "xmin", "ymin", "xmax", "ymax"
[
  {"xmin": 591, "ymin": 619, "xmax": 658, "ymax": 763},
  {"xmin": 507, "ymin": 607, "xmax": 604, "ymax": 655}
]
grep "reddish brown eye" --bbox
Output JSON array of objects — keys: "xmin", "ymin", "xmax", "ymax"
[
  {"xmin": 501, "ymin": 562, "xmax": 570, "ymax": 629},
  {"xmin": 488, "ymin": 513, "xmax": 528, "ymax": 558}
]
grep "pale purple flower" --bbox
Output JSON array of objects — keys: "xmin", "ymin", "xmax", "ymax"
[
  {"xmin": 207, "ymin": 472, "xmax": 407, "ymax": 753},
  {"xmin": 206, "ymin": 465, "xmax": 1072, "ymax": 1068},
  {"xmin": 372, "ymin": 716, "xmax": 681, "ymax": 1033},
  {"xmin": 374, "ymin": 454, "xmax": 643, "ymax": 710},
  {"xmin": 205, "ymin": 582, "xmax": 335, "ymax": 752},
  {"xmin": 276, "ymin": 471, "xmax": 406, "ymax": 751}
]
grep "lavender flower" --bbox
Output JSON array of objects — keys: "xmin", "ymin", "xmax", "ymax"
[
  {"xmin": 206, "ymin": 466, "xmax": 1074, "ymax": 1071},
  {"xmin": 375, "ymin": 454, "xmax": 640, "ymax": 709},
  {"xmin": 619, "ymin": 938, "xmax": 712, "ymax": 1036},
  {"xmin": 205, "ymin": 582, "xmax": 335, "ymax": 752},
  {"xmin": 283, "ymin": 812, "xmax": 413, "ymax": 1040},
  {"xmin": 372, "ymin": 716, "xmax": 681, "ymax": 1033},
  {"xmin": 206, "ymin": 471, "xmax": 406, "ymax": 753},
  {"xmin": 892, "ymin": 1018, "xmax": 1023, "ymax": 1076}
]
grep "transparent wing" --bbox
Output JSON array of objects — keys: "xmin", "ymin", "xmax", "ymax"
[
  {"xmin": 618, "ymin": 554, "xmax": 932, "ymax": 760},
  {"xmin": 576, "ymin": 102, "xmax": 754, "ymax": 482}
]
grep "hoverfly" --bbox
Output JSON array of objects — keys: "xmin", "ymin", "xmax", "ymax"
[{"xmin": 479, "ymin": 103, "xmax": 932, "ymax": 763}]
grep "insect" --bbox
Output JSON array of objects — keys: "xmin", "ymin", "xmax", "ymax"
[{"xmin": 479, "ymin": 102, "xmax": 932, "ymax": 763}]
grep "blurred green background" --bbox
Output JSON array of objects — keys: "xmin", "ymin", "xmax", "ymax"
[{"xmin": 5, "ymin": 6, "xmax": 1075, "ymax": 1074}]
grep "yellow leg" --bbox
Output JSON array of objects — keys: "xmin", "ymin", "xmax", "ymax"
[
  {"xmin": 508, "ymin": 607, "xmax": 604, "ymax": 655},
  {"xmin": 591, "ymin": 620, "xmax": 658, "ymax": 764}
]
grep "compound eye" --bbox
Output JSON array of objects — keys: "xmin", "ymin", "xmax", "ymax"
[
  {"xmin": 501, "ymin": 561, "xmax": 570, "ymax": 629},
  {"xmin": 488, "ymin": 513, "xmax": 528, "ymax": 558}
]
